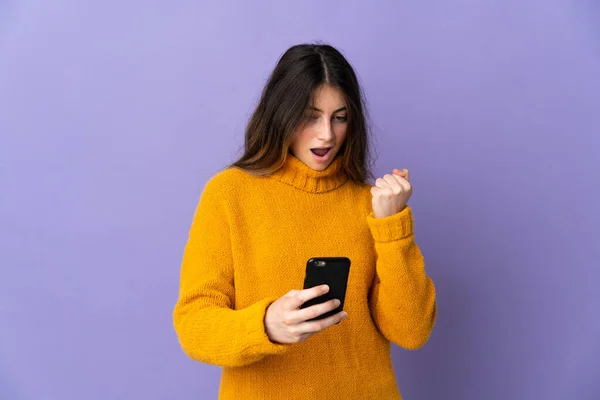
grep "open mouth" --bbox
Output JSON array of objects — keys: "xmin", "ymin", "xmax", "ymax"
[{"xmin": 310, "ymin": 147, "xmax": 332, "ymax": 157}]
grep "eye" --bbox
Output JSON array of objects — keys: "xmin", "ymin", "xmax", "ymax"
[{"xmin": 334, "ymin": 115, "xmax": 348, "ymax": 122}]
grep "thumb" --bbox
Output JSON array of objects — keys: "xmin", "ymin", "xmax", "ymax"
[{"xmin": 393, "ymin": 169, "xmax": 409, "ymax": 180}]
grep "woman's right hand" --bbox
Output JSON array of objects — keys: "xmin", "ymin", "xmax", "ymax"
[{"xmin": 264, "ymin": 285, "xmax": 348, "ymax": 344}]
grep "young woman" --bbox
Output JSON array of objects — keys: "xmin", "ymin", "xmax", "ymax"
[{"xmin": 173, "ymin": 43, "xmax": 437, "ymax": 399}]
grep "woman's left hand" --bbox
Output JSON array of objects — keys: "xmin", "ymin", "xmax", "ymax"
[{"xmin": 370, "ymin": 169, "xmax": 412, "ymax": 219}]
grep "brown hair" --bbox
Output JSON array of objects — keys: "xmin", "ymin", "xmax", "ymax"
[{"xmin": 231, "ymin": 43, "xmax": 374, "ymax": 183}]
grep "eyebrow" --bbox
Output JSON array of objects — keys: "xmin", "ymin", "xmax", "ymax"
[{"xmin": 311, "ymin": 106, "xmax": 347, "ymax": 113}]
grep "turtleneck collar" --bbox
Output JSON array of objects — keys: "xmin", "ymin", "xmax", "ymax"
[{"xmin": 270, "ymin": 154, "xmax": 348, "ymax": 193}]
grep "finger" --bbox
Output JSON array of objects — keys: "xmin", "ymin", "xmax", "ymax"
[
  {"xmin": 370, "ymin": 186, "xmax": 383, "ymax": 197},
  {"xmin": 393, "ymin": 169, "xmax": 409, "ymax": 182},
  {"xmin": 391, "ymin": 170, "xmax": 411, "ymax": 190},
  {"xmin": 372, "ymin": 186, "xmax": 394, "ymax": 200},
  {"xmin": 292, "ymin": 298, "xmax": 341, "ymax": 324},
  {"xmin": 295, "ymin": 310, "xmax": 348, "ymax": 335},
  {"xmin": 395, "ymin": 173, "xmax": 412, "ymax": 192},
  {"xmin": 381, "ymin": 175, "xmax": 405, "ymax": 198},
  {"xmin": 389, "ymin": 174, "xmax": 412, "ymax": 193},
  {"xmin": 382, "ymin": 173, "xmax": 401, "ymax": 189},
  {"xmin": 286, "ymin": 284, "xmax": 329, "ymax": 310},
  {"xmin": 375, "ymin": 177, "xmax": 390, "ymax": 189},
  {"xmin": 399, "ymin": 178, "xmax": 411, "ymax": 192},
  {"xmin": 392, "ymin": 169, "xmax": 409, "ymax": 181},
  {"xmin": 372, "ymin": 185, "xmax": 395, "ymax": 199}
]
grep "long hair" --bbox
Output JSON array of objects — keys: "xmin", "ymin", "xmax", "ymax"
[{"xmin": 231, "ymin": 43, "xmax": 374, "ymax": 183}]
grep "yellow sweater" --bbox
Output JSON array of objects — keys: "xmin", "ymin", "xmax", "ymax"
[{"xmin": 173, "ymin": 154, "xmax": 437, "ymax": 399}]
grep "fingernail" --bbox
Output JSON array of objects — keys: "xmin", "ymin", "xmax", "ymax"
[
  {"xmin": 334, "ymin": 299, "xmax": 341, "ymax": 307},
  {"xmin": 341, "ymin": 312, "xmax": 348, "ymax": 319}
]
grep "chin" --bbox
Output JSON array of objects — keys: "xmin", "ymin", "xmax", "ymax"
[{"xmin": 311, "ymin": 163, "xmax": 328, "ymax": 171}]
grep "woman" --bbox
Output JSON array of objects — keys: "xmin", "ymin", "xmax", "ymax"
[{"xmin": 173, "ymin": 43, "xmax": 437, "ymax": 399}]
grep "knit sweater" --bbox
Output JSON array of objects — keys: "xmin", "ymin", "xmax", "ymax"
[{"xmin": 173, "ymin": 154, "xmax": 437, "ymax": 399}]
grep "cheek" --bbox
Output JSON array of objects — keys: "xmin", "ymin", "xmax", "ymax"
[
  {"xmin": 291, "ymin": 127, "xmax": 312, "ymax": 149},
  {"xmin": 298, "ymin": 127, "xmax": 315, "ymax": 143},
  {"xmin": 334, "ymin": 125, "xmax": 348, "ymax": 144}
]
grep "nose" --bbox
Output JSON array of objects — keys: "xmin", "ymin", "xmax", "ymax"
[{"xmin": 316, "ymin": 119, "xmax": 334, "ymax": 142}]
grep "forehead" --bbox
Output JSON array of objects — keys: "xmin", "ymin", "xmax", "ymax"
[{"xmin": 311, "ymin": 85, "xmax": 346, "ymax": 108}]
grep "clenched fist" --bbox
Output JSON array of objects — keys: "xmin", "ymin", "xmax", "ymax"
[{"xmin": 370, "ymin": 169, "xmax": 412, "ymax": 219}]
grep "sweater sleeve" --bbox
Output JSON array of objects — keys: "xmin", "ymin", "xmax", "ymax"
[
  {"xmin": 173, "ymin": 175, "xmax": 289, "ymax": 367},
  {"xmin": 366, "ymin": 206, "xmax": 437, "ymax": 350}
]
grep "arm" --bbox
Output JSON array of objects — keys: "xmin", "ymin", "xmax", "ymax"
[
  {"xmin": 173, "ymin": 176, "xmax": 288, "ymax": 367},
  {"xmin": 366, "ymin": 206, "xmax": 437, "ymax": 349}
]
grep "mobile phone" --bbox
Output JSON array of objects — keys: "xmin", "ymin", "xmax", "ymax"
[{"xmin": 300, "ymin": 257, "xmax": 351, "ymax": 321}]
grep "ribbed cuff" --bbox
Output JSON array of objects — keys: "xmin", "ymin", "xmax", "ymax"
[
  {"xmin": 366, "ymin": 206, "xmax": 414, "ymax": 242},
  {"xmin": 242, "ymin": 297, "xmax": 291, "ymax": 358}
]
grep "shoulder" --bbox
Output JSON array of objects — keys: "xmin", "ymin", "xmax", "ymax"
[{"xmin": 201, "ymin": 165, "xmax": 257, "ymax": 200}]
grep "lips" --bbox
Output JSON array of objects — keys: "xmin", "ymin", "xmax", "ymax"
[{"xmin": 310, "ymin": 148, "xmax": 332, "ymax": 157}]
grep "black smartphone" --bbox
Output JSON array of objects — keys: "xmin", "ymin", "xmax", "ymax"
[{"xmin": 300, "ymin": 257, "xmax": 351, "ymax": 321}]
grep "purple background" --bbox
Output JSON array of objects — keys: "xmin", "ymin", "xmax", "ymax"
[{"xmin": 1, "ymin": 1, "xmax": 599, "ymax": 399}]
